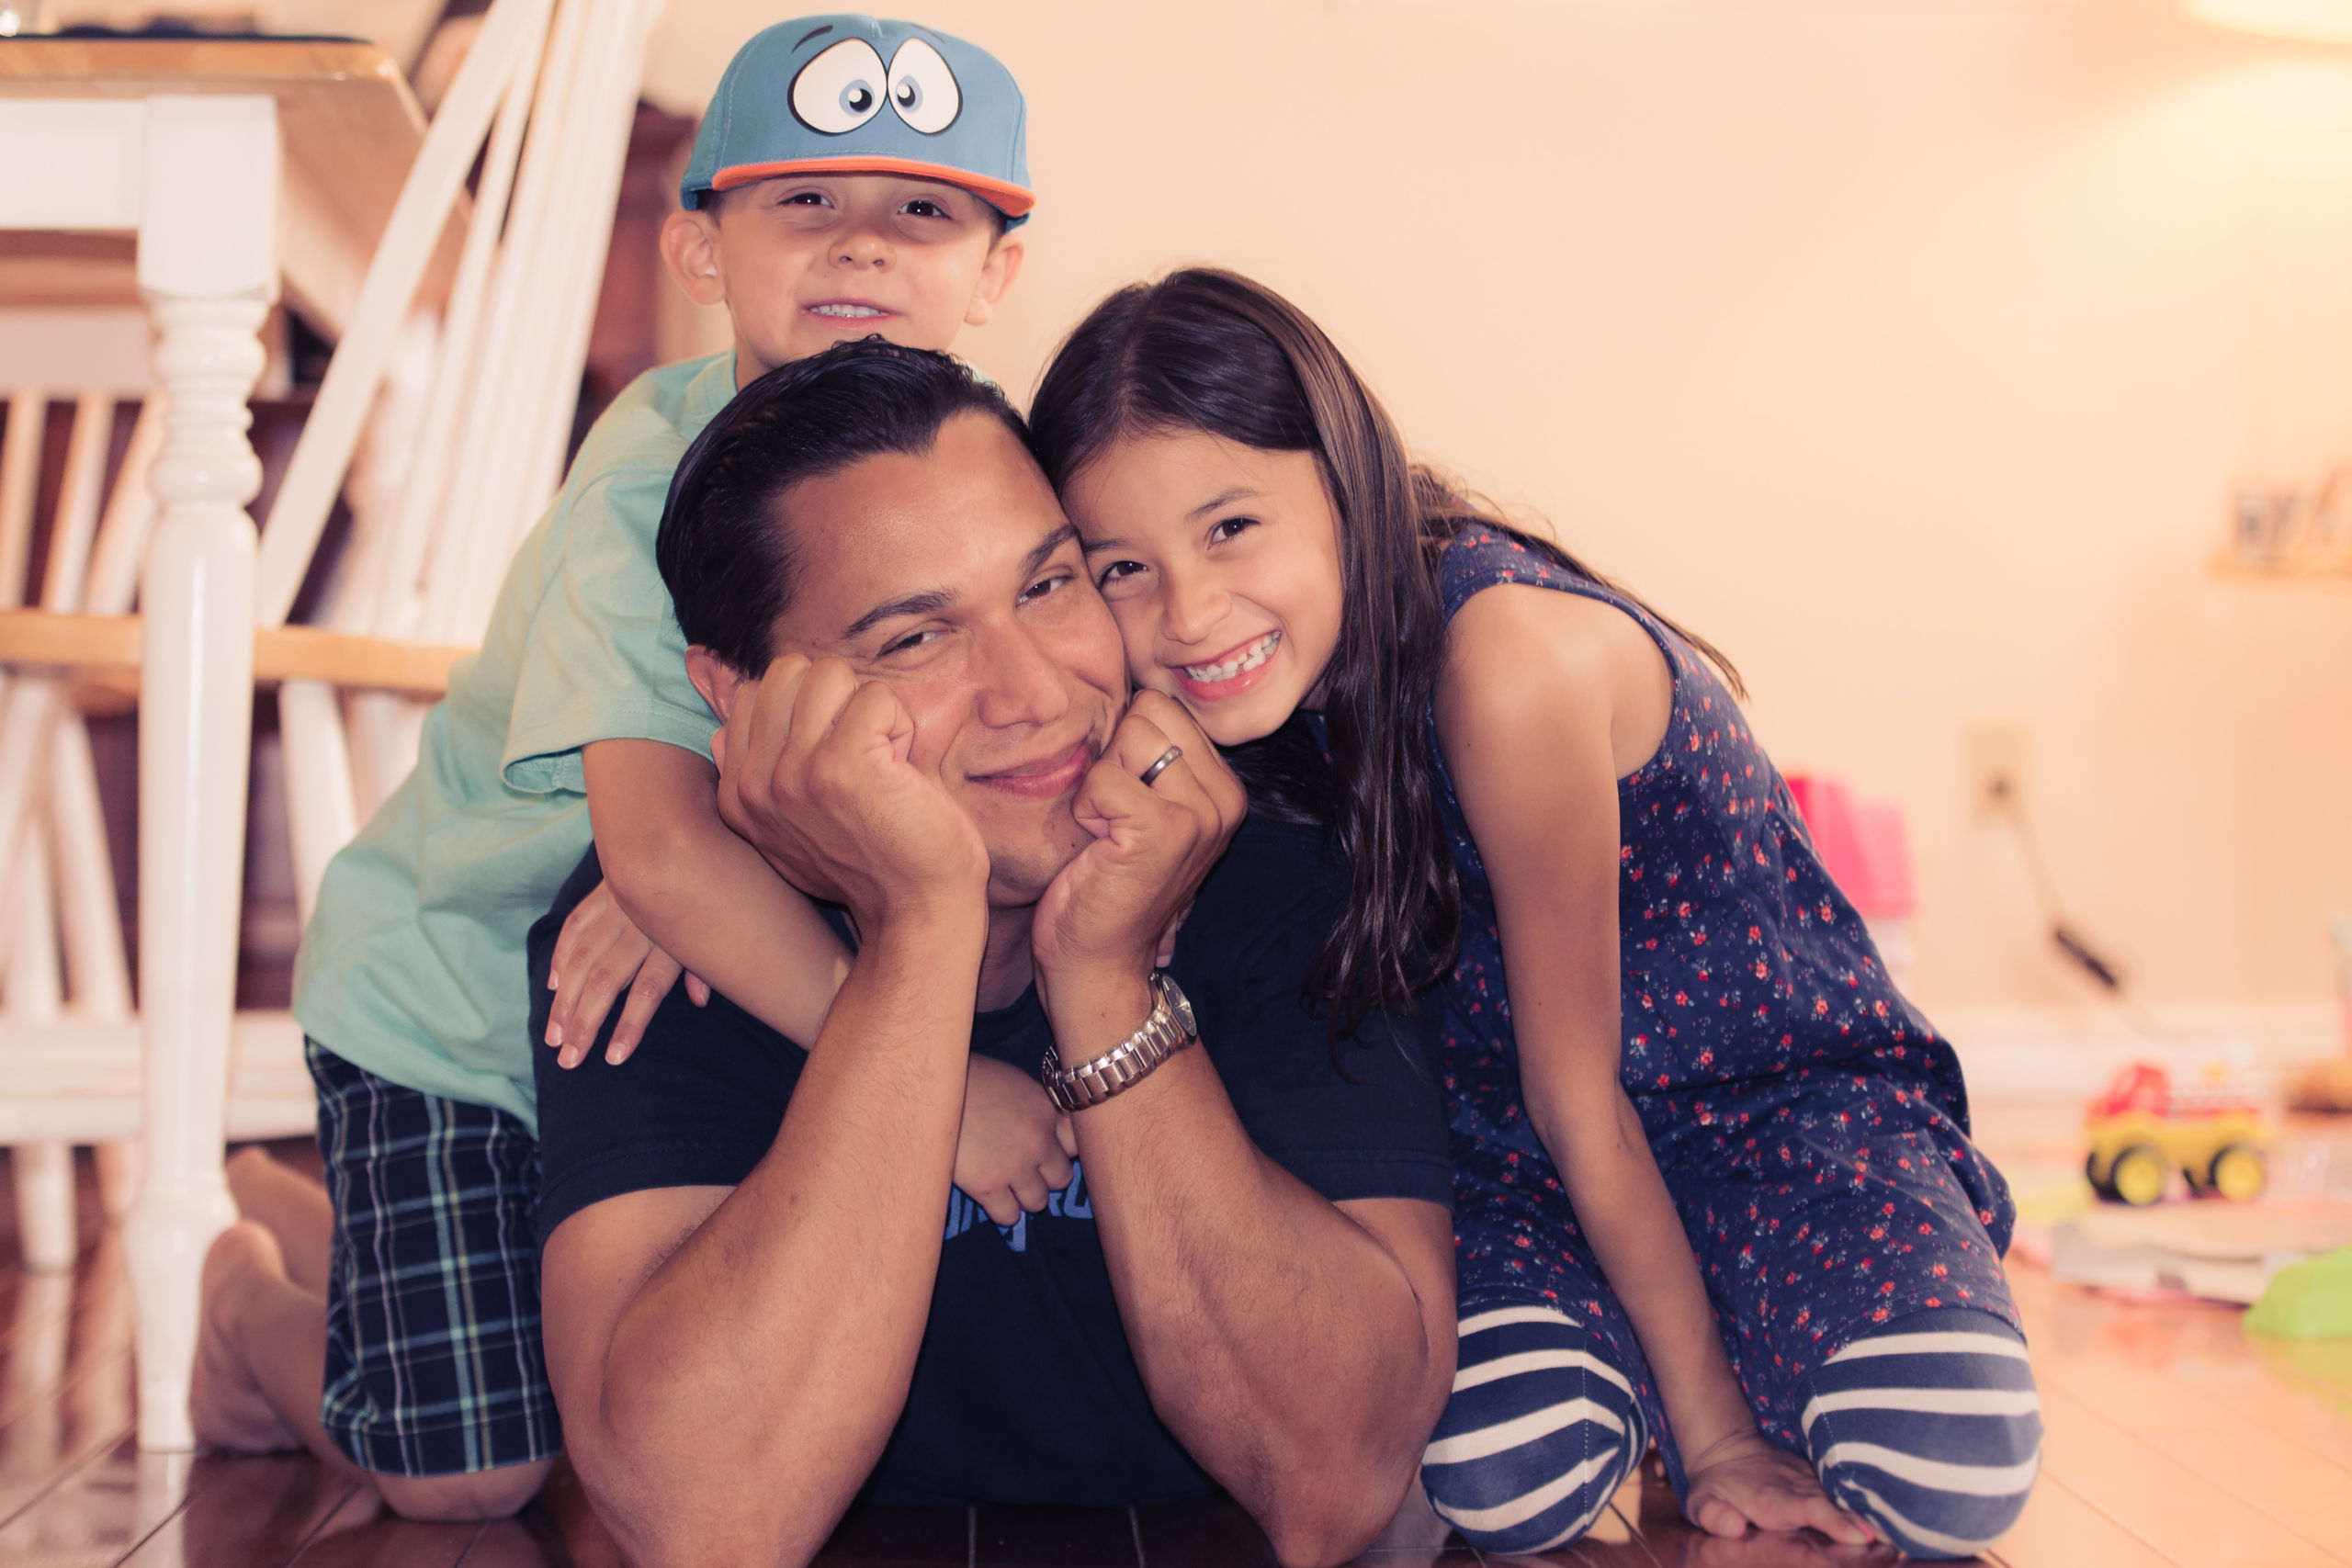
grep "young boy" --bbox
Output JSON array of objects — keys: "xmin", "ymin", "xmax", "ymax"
[{"xmin": 192, "ymin": 16, "xmax": 1057, "ymax": 1521}]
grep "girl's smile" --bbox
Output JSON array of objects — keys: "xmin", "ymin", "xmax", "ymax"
[
  {"xmin": 1062, "ymin": 431, "xmax": 1344, "ymax": 748},
  {"xmin": 1174, "ymin": 629, "xmax": 1283, "ymax": 699}
]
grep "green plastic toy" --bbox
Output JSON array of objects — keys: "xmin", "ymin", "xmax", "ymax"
[{"xmin": 2246, "ymin": 1244, "xmax": 2352, "ymax": 1339}]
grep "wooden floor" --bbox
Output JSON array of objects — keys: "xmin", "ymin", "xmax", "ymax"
[{"xmin": 2, "ymin": 1119, "xmax": 2347, "ymax": 1567}]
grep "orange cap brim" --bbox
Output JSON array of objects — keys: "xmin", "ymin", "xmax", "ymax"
[{"xmin": 711, "ymin": 156, "xmax": 1035, "ymax": 218}]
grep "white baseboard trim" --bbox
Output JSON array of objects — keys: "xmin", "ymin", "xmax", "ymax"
[{"xmin": 1923, "ymin": 1001, "xmax": 2346, "ymax": 1100}]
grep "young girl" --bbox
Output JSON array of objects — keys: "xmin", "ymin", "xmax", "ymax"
[{"xmin": 1028, "ymin": 269, "xmax": 2041, "ymax": 1559}]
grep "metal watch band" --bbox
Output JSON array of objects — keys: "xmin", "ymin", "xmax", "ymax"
[{"xmin": 1041, "ymin": 972, "xmax": 1198, "ymax": 1112}]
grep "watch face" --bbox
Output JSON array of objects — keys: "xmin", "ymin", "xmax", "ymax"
[{"xmin": 1159, "ymin": 975, "xmax": 1197, "ymax": 1037}]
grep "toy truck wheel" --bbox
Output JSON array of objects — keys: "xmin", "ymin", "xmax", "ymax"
[
  {"xmin": 2084, "ymin": 1151, "xmax": 2116, "ymax": 1201},
  {"xmin": 2204, "ymin": 1144, "xmax": 2266, "ymax": 1202},
  {"xmin": 2109, "ymin": 1144, "xmax": 2168, "ymax": 1206}
]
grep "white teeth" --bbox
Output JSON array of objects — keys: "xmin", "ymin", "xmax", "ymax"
[
  {"xmin": 811, "ymin": 303, "xmax": 886, "ymax": 318},
  {"xmin": 1182, "ymin": 632, "xmax": 1280, "ymax": 685}
]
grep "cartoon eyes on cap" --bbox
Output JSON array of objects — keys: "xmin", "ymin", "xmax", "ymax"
[
  {"xmin": 792, "ymin": 38, "xmax": 888, "ymax": 133},
  {"xmin": 887, "ymin": 38, "xmax": 960, "ymax": 135},
  {"xmin": 790, "ymin": 34, "xmax": 962, "ymax": 136}
]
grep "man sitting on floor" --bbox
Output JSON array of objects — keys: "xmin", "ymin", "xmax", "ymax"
[{"xmin": 526, "ymin": 341, "xmax": 1459, "ymax": 1568}]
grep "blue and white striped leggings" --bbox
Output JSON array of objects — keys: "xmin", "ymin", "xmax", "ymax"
[{"xmin": 1421, "ymin": 1303, "xmax": 2041, "ymax": 1557}]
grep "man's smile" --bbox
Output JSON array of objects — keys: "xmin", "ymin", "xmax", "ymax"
[{"xmin": 968, "ymin": 738, "xmax": 1099, "ymax": 800}]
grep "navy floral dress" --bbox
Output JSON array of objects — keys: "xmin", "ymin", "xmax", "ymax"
[{"xmin": 1430, "ymin": 529, "xmax": 2017, "ymax": 1488}]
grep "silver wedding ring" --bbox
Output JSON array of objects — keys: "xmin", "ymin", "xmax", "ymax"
[{"xmin": 1138, "ymin": 745, "xmax": 1183, "ymax": 788}]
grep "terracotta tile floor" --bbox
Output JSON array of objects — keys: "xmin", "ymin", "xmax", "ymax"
[{"xmin": 1, "ymin": 1107, "xmax": 2346, "ymax": 1566}]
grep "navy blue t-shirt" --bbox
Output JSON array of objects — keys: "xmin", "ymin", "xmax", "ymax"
[{"xmin": 527, "ymin": 815, "xmax": 1450, "ymax": 1508}]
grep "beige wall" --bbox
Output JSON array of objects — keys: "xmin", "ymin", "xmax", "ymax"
[{"xmin": 644, "ymin": 0, "xmax": 2352, "ymax": 1014}]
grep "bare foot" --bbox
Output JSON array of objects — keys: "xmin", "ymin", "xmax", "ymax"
[
  {"xmin": 192, "ymin": 1221, "xmax": 305, "ymax": 1454},
  {"xmin": 223, "ymin": 1145, "xmax": 285, "ymax": 1210},
  {"xmin": 225, "ymin": 1145, "xmax": 334, "ymax": 1292}
]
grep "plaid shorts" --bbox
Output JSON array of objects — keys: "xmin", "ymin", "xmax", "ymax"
[{"xmin": 309, "ymin": 1041, "xmax": 561, "ymax": 1476}]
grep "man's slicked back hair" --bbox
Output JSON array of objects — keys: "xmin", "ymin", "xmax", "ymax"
[{"xmin": 657, "ymin": 338, "xmax": 1034, "ymax": 674}]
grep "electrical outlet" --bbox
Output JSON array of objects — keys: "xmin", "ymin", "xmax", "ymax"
[{"xmin": 1966, "ymin": 722, "xmax": 2028, "ymax": 821}]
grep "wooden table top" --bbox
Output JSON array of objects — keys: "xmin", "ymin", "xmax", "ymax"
[{"xmin": 0, "ymin": 36, "xmax": 462, "ymax": 333}]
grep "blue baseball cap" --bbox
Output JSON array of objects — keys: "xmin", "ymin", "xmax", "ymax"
[{"xmin": 681, "ymin": 15, "xmax": 1033, "ymax": 225}]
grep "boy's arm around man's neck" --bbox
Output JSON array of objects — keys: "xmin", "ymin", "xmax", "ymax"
[{"xmin": 582, "ymin": 736, "xmax": 851, "ymax": 1047}]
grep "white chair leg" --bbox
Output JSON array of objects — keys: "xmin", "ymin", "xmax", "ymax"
[
  {"xmin": 277, "ymin": 678, "xmax": 357, "ymax": 928},
  {"xmin": 3, "ymin": 1267, "xmax": 74, "ymax": 1474},
  {"xmin": 252, "ymin": 0, "xmax": 556, "ymax": 626},
  {"xmin": 73, "ymin": 1230, "xmax": 136, "ymax": 1435},
  {"xmin": 133, "ymin": 1450, "xmax": 195, "ymax": 1559},
  {"xmin": 424, "ymin": 0, "xmax": 593, "ymax": 643},
  {"xmin": 7, "ymin": 831, "xmax": 76, "ymax": 1272},
  {"xmin": 51, "ymin": 714, "xmax": 141, "ymax": 1225},
  {"xmin": 95, "ymin": 1142, "xmax": 142, "ymax": 1229},
  {"xmin": 121, "ymin": 95, "xmax": 276, "ymax": 1453},
  {"xmin": 0, "ymin": 389, "xmax": 46, "ymax": 606},
  {"xmin": 344, "ymin": 689, "xmax": 427, "ymax": 821},
  {"xmin": 12, "ymin": 1144, "xmax": 75, "ymax": 1273},
  {"xmin": 371, "ymin": 21, "xmax": 544, "ymax": 643},
  {"xmin": 0, "ymin": 678, "xmax": 64, "ymax": 907},
  {"xmin": 83, "ymin": 394, "xmax": 165, "ymax": 618},
  {"xmin": 526, "ymin": 0, "xmax": 663, "ymax": 525}
]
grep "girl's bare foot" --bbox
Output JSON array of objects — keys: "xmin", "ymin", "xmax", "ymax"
[{"xmin": 191, "ymin": 1222, "xmax": 305, "ymax": 1454}]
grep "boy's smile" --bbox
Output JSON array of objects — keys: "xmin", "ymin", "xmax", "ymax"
[{"xmin": 662, "ymin": 172, "xmax": 1023, "ymax": 382}]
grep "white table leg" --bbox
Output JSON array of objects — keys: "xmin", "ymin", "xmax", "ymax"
[{"xmin": 121, "ymin": 95, "xmax": 277, "ymax": 1453}]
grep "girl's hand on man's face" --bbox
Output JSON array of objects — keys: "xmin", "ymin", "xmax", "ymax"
[{"xmin": 1029, "ymin": 691, "xmax": 1247, "ymax": 1027}]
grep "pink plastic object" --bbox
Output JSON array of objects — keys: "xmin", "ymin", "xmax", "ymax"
[
  {"xmin": 1851, "ymin": 802, "xmax": 1918, "ymax": 918},
  {"xmin": 1784, "ymin": 773, "xmax": 1918, "ymax": 919}
]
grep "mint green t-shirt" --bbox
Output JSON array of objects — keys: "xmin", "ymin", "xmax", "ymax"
[{"xmin": 291, "ymin": 352, "xmax": 739, "ymax": 1131}]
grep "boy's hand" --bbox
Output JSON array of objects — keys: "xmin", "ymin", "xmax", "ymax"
[
  {"xmin": 956, "ymin": 1055, "xmax": 1079, "ymax": 1227},
  {"xmin": 1681, "ymin": 1428, "xmax": 1876, "ymax": 1546},
  {"xmin": 546, "ymin": 879, "xmax": 711, "ymax": 1068}
]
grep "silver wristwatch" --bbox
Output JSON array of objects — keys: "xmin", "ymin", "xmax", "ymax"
[{"xmin": 1040, "ymin": 972, "xmax": 1199, "ymax": 1112}]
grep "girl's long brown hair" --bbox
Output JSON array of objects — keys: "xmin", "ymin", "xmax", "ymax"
[{"xmin": 1029, "ymin": 268, "xmax": 1741, "ymax": 1036}]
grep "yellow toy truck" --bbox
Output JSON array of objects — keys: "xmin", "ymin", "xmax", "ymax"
[{"xmin": 2084, "ymin": 1062, "xmax": 2268, "ymax": 1207}]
